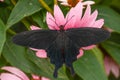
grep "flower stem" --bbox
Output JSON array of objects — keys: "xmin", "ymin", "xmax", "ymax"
[
  {"xmin": 38, "ymin": 0, "xmax": 53, "ymax": 14},
  {"xmin": 7, "ymin": 29, "xmax": 16, "ymax": 35},
  {"xmin": 11, "ymin": 0, "xmax": 16, "ymax": 5},
  {"xmin": 21, "ymin": 19, "xmax": 31, "ymax": 30},
  {"xmin": 54, "ymin": 0, "xmax": 57, "ymax": 5}
]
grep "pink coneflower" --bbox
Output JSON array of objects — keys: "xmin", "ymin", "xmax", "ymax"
[
  {"xmin": 46, "ymin": 2, "xmax": 104, "ymax": 58},
  {"xmin": 29, "ymin": 3, "xmax": 105, "ymax": 77},
  {"xmin": 30, "ymin": 2, "xmax": 104, "ymax": 59},
  {"xmin": 27, "ymin": 2, "xmax": 104, "ymax": 77},
  {"xmin": 12, "ymin": 1, "xmax": 105, "ymax": 77},
  {"xmin": 58, "ymin": 0, "xmax": 95, "ymax": 7},
  {"xmin": 0, "ymin": 66, "xmax": 49, "ymax": 80},
  {"xmin": 104, "ymin": 56, "xmax": 120, "ymax": 78},
  {"xmin": 0, "ymin": 66, "xmax": 29, "ymax": 80}
]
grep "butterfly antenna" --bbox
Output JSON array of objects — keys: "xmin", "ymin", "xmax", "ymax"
[
  {"xmin": 48, "ymin": 18, "xmax": 59, "ymax": 29},
  {"xmin": 63, "ymin": 15, "xmax": 75, "ymax": 28}
]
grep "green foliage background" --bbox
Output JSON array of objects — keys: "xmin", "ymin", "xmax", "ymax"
[{"xmin": 0, "ymin": 0, "xmax": 120, "ymax": 80}]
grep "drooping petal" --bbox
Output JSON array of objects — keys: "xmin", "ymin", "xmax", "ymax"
[
  {"xmin": 46, "ymin": 12, "xmax": 58, "ymax": 30},
  {"xmin": 54, "ymin": 5, "xmax": 65, "ymax": 28},
  {"xmin": 30, "ymin": 25, "xmax": 41, "ymax": 30},
  {"xmin": 82, "ymin": 45, "xmax": 96, "ymax": 50},
  {"xmin": 30, "ymin": 48, "xmax": 47, "ymax": 58},
  {"xmin": 36, "ymin": 50, "xmax": 47, "ymax": 58},
  {"xmin": 104, "ymin": 56, "xmax": 111, "ymax": 76},
  {"xmin": 0, "ymin": 73, "xmax": 21, "ymax": 80},
  {"xmin": 77, "ymin": 49, "xmax": 84, "ymax": 58},
  {"xmin": 92, "ymin": 19, "xmax": 104, "ymax": 28},
  {"xmin": 111, "ymin": 61, "xmax": 120, "ymax": 78},
  {"xmin": 1, "ymin": 66, "xmax": 29, "ymax": 80},
  {"xmin": 32, "ymin": 74, "xmax": 41, "ymax": 80},
  {"xmin": 41, "ymin": 77, "xmax": 50, "ymax": 80}
]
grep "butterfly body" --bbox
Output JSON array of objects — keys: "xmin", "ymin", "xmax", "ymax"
[{"xmin": 12, "ymin": 27, "xmax": 110, "ymax": 77}]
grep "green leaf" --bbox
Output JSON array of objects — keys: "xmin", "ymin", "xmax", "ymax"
[
  {"xmin": 74, "ymin": 48, "xmax": 108, "ymax": 80},
  {"xmin": 2, "ymin": 35, "xmax": 39, "ymax": 73},
  {"xmin": 6, "ymin": 0, "xmax": 42, "ymax": 29},
  {"xmin": 0, "ymin": 19, "xmax": 6, "ymax": 56},
  {"xmin": 32, "ymin": 11, "xmax": 48, "ymax": 29},
  {"xmin": 0, "ymin": 56, "xmax": 7, "ymax": 68},
  {"xmin": 101, "ymin": 32, "xmax": 120, "ymax": 64},
  {"xmin": 111, "ymin": 0, "xmax": 120, "ymax": 11},
  {"xmin": 93, "ymin": 6, "xmax": 120, "ymax": 33}
]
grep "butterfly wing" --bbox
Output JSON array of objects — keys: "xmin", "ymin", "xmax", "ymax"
[
  {"xmin": 12, "ymin": 30, "xmax": 58, "ymax": 49},
  {"xmin": 65, "ymin": 27, "xmax": 110, "ymax": 48},
  {"xmin": 64, "ymin": 37, "xmax": 79, "ymax": 75},
  {"xmin": 46, "ymin": 40, "xmax": 64, "ymax": 77}
]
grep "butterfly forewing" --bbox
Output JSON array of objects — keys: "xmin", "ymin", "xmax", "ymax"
[
  {"xmin": 65, "ymin": 27, "xmax": 110, "ymax": 48},
  {"xmin": 12, "ymin": 30, "xmax": 58, "ymax": 49}
]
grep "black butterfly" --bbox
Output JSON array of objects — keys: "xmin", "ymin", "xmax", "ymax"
[{"xmin": 12, "ymin": 26, "xmax": 110, "ymax": 77}]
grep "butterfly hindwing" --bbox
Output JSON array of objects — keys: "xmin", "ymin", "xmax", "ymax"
[
  {"xmin": 12, "ymin": 30, "xmax": 58, "ymax": 49},
  {"xmin": 65, "ymin": 27, "xmax": 110, "ymax": 48},
  {"xmin": 64, "ymin": 37, "xmax": 79, "ymax": 75},
  {"xmin": 46, "ymin": 37, "xmax": 64, "ymax": 77}
]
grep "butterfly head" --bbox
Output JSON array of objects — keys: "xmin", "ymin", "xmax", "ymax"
[{"xmin": 59, "ymin": 25, "xmax": 65, "ymax": 32}]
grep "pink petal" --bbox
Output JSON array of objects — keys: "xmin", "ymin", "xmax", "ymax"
[
  {"xmin": 36, "ymin": 50, "xmax": 47, "ymax": 58},
  {"xmin": 111, "ymin": 61, "xmax": 120, "ymax": 78},
  {"xmin": 0, "ymin": 73, "xmax": 21, "ymax": 80},
  {"xmin": 73, "ymin": 2, "xmax": 83, "ymax": 28},
  {"xmin": 104, "ymin": 56, "xmax": 111, "ymax": 76},
  {"xmin": 82, "ymin": 45, "xmax": 96, "ymax": 50},
  {"xmin": 46, "ymin": 12, "xmax": 58, "ymax": 30},
  {"xmin": 54, "ymin": 5, "xmax": 65, "ymax": 29},
  {"xmin": 30, "ymin": 48, "xmax": 40, "ymax": 51},
  {"xmin": 65, "ymin": 8, "xmax": 76, "ymax": 29},
  {"xmin": 1, "ymin": 66, "xmax": 29, "ymax": 80},
  {"xmin": 79, "ymin": 6, "xmax": 99, "ymax": 27},
  {"xmin": 30, "ymin": 48, "xmax": 47, "ymax": 58},
  {"xmin": 0, "ymin": 0, "xmax": 4, "ymax": 2},
  {"xmin": 77, "ymin": 49, "xmax": 84, "ymax": 58},
  {"xmin": 84, "ymin": 10, "xmax": 98, "ymax": 27},
  {"xmin": 65, "ymin": 2, "xmax": 83, "ymax": 29},
  {"xmin": 92, "ymin": 19, "xmax": 104, "ymax": 28},
  {"xmin": 41, "ymin": 77, "xmax": 50, "ymax": 80},
  {"xmin": 78, "ymin": 4, "xmax": 91, "ymax": 27},
  {"xmin": 30, "ymin": 25, "xmax": 41, "ymax": 30},
  {"xmin": 32, "ymin": 74, "xmax": 40, "ymax": 80}
]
